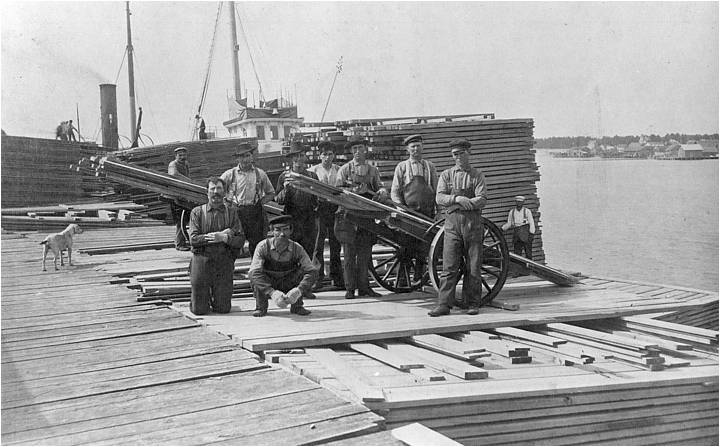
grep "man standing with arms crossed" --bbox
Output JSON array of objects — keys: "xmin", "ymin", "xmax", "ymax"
[
  {"xmin": 221, "ymin": 142, "xmax": 275, "ymax": 257},
  {"xmin": 429, "ymin": 138, "xmax": 488, "ymax": 317},
  {"xmin": 308, "ymin": 140, "xmax": 344, "ymax": 291}
]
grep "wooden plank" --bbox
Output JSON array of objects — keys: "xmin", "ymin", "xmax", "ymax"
[
  {"xmin": 492, "ymin": 327, "xmax": 567, "ymax": 347},
  {"xmin": 349, "ymin": 343, "xmax": 424, "ymax": 370},
  {"xmin": 382, "ymin": 343, "xmax": 488, "ymax": 380},
  {"xmin": 305, "ymin": 348, "xmax": 385, "ymax": 402},
  {"xmin": 546, "ymin": 322, "xmax": 659, "ymax": 350},
  {"xmin": 407, "ymin": 334, "xmax": 488, "ymax": 361},
  {"xmin": 622, "ymin": 316, "xmax": 719, "ymax": 341},
  {"xmin": 391, "ymin": 423, "xmax": 463, "ymax": 446}
]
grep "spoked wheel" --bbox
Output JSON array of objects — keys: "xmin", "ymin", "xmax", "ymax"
[
  {"xmin": 369, "ymin": 236, "xmax": 429, "ymax": 293},
  {"xmin": 180, "ymin": 208, "xmax": 190, "ymax": 242},
  {"xmin": 428, "ymin": 217, "xmax": 509, "ymax": 306}
]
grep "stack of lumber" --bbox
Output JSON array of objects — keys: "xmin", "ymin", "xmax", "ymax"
[
  {"xmin": 655, "ymin": 299, "xmax": 719, "ymax": 330},
  {"xmin": 0, "ymin": 135, "xmax": 108, "ymax": 207},
  {"xmin": 300, "ymin": 116, "xmax": 544, "ymax": 262}
]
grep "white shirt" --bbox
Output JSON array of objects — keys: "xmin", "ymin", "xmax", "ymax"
[
  {"xmin": 308, "ymin": 163, "xmax": 340, "ymax": 186},
  {"xmin": 502, "ymin": 206, "xmax": 536, "ymax": 234}
]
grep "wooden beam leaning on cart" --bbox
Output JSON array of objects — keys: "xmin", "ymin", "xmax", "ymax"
[{"xmin": 429, "ymin": 138, "xmax": 488, "ymax": 317}]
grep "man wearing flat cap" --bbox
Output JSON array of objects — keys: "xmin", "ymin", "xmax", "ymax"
[
  {"xmin": 168, "ymin": 146, "xmax": 192, "ymax": 251},
  {"xmin": 308, "ymin": 140, "xmax": 344, "ymax": 290},
  {"xmin": 429, "ymin": 137, "xmax": 488, "ymax": 317},
  {"xmin": 502, "ymin": 195, "xmax": 536, "ymax": 260},
  {"xmin": 276, "ymin": 141, "xmax": 319, "ymax": 258},
  {"xmin": 221, "ymin": 142, "xmax": 275, "ymax": 256},
  {"xmin": 334, "ymin": 134, "xmax": 388, "ymax": 299},
  {"xmin": 248, "ymin": 214, "xmax": 317, "ymax": 317}
]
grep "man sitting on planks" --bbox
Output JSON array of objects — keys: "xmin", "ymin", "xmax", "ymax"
[
  {"xmin": 248, "ymin": 215, "xmax": 317, "ymax": 317},
  {"xmin": 187, "ymin": 177, "xmax": 245, "ymax": 315},
  {"xmin": 429, "ymin": 138, "xmax": 488, "ymax": 317}
]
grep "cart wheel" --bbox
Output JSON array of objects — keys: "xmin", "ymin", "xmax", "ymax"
[
  {"xmin": 180, "ymin": 209, "xmax": 190, "ymax": 243},
  {"xmin": 369, "ymin": 239, "xmax": 429, "ymax": 293},
  {"xmin": 428, "ymin": 217, "xmax": 509, "ymax": 306}
]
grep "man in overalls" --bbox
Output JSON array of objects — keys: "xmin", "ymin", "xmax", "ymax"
[
  {"xmin": 308, "ymin": 141, "xmax": 344, "ymax": 291},
  {"xmin": 390, "ymin": 134, "xmax": 439, "ymax": 282},
  {"xmin": 429, "ymin": 138, "xmax": 488, "ymax": 317},
  {"xmin": 188, "ymin": 177, "xmax": 245, "ymax": 315},
  {"xmin": 276, "ymin": 141, "xmax": 319, "ymax": 258},
  {"xmin": 335, "ymin": 134, "xmax": 389, "ymax": 299},
  {"xmin": 221, "ymin": 142, "xmax": 275, "ymax": 256},
  {"xmin": 168, "ymin": 146, "xmax": 192, "ymax": 251},
  {"xmin": 502, "ymin": 195, "xmax": 536, "ymax": 260},
  {"xmin": 248, "ymin": 215, "xmax": 317, "ymax": 317}
]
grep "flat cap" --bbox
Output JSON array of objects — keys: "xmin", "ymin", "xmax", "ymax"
[
  {"xmin": 173, "ymin": 146, "xmax": 188, "ymax": 153},
  {"xmin": 514, "ymin": 195, "xmax": 526, "ymax": 202},
  {"xmin": 317, "ymin": 140, "xmax": 337, "ymax": 153},
  {"xmin": 284, "ymin": 141, "xmax": 307, "ymax": 157},
  {"xmin": 344, "ymin": 134, "xmax": 369, "ymax": 150},
  {"xmin": 268, "ymin": 214, "xmax": 294, "ymax": 226},
  {"xmin": 449, "ymin": 138, "xmax": 471, "ymax": 150},
  {"xmin": 233, "ymin": 142, "xmax": 255, "ymax": 156},
  {"xmin": 403, "ymin": 134, "xmax": 423, "ymax": 145}
]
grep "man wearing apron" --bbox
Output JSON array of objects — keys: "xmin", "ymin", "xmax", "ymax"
[
  {"xmin": 248, "ymin": 215, "xmax": 317, "ymax": 317},
  {"xmin": 502, "ymin": 195, "xmax": 536, "ymax": 259},
  {"xmin": 390, "ymin": 134, "xmax": 439, "ymax": 282},
  {"xmin": 167, "ymin": 146, "xmax": 192, "ymax": 251},
  {"xmin": 308, "ymin": 141, "xmax": 344, "ymax": 290},
  {"xmin": 276, "ymin": 141, "xmax": 319, "ymax": 259},
  {"xmin": 429, "ymin": 138, "xmax": 488, "ymax": 317},
  {"xmin": 335, "ymin": 135, "xmax": 389, "ymax": 299},
  {"xmin": 221, "ymin": 142, "xmax": 275, "ymax": 257},
  {"xmin": 188, "ymin": 177, "xmax": 245, "ymax": 315}
]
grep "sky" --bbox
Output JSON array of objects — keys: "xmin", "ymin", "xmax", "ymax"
[{"xmin": 1, "ymin": 1, "xmax": 718, "ymax": 145}]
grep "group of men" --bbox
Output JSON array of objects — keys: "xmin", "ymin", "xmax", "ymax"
[
  {"xmin": 169, "ymin": 133, "xmax": 536, "ymax": 318},
  {"xmin": 55, "ymin": 120, "xmax": 78, "ymax": 142}
]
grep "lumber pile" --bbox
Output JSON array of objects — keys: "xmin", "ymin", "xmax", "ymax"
[
  {"xmin": 655, "ymin": 299, "xmax": 719, "ymax": 330},
  {"xmin": 0, "ymin": 135, "xmax": 109, "ymax": 207},
  {"xmin": 298, "ymin": 116, "xmax": 545, "ymax": 262}
]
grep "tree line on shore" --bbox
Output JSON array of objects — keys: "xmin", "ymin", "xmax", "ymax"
[{"xmin": 535, "ymin": 133, "xmax": 719, "ymax": 149}]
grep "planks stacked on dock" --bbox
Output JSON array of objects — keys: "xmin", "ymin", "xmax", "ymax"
[
  {"xmin": 0, "ymin": 135, "xmax": 107, "ymax": 207},
  {"xmin": 300, "ymin": 116, "xmax": 544, "ymax": 262}
]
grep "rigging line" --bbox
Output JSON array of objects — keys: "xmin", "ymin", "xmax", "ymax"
[
  {"xmin": 191, "ymin": 1, "xmax": 222, "ymax": 140},
  {"xmin": 114, "ymin": 48, "xmax": 128, "ymax": 85},
  {"xmin": 235, "ymin": 6, "xmax": 264, "ymax": 101},
  {"xmin": 131, "ymin": 52, "xmax": 159, "ymax": 145}
]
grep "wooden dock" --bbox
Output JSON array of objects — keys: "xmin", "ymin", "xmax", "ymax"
[{"xmin": 2, "ymin": 225, "xmax": 718, "ymax": 445}]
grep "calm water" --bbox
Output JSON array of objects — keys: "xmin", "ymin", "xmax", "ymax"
[{"xmin": 536, "ymin": 151, "xmax": 719, "ymax": 291}]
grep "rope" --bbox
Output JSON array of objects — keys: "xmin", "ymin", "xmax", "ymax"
[
  {"xmin": 114, "ymin": 49, "xmax": 127, "ymax": 85},
  {"xmin": 235, "ymin": 6, "xmax": 264, "ymax": 102},
  {"xmin": 191, "ymin": 1, "xmax": 223, "ymax": 139}
]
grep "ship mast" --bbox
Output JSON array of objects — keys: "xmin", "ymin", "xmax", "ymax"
[
  {"xmin": 125, "ymin": 1, "xmax": 138, "ymax": 143},
  {"xmin": 228, "ymin": 1, "xmax": 242, "ymax": 102}
]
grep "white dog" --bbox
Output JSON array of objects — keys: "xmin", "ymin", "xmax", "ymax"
[{"xmin": 41, "ymin": 224, "xmax": 83, "ymax": 271}]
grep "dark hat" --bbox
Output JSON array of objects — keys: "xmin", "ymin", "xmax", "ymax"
[
  {"xmin": 449, "ymin": 138, "xmax": 471, "ymax": 150},
  {"xmin": 344, "ymin": 134, "xmax": 369, "ymax": 150},
  {"xmin": 268, "ymin": 214, "xmax": 294, "ymax": 227},
  {"xmin": 403, "ymin": 134, "xmax": 423, "ymax": 145},
  {"xmin": 317, "ymin": 140, "xmax": 337, "ymax": 153},
  {"xmin": 174, "ymin": 146, "xmax": 188, "ymax": 153},
  {"xmin": 284, "ymin": 141, "xmax": 307, "ymax": 158},
  {"xmin": 233, "ymin": 142, "xmax": 255, "ymax": 156}
]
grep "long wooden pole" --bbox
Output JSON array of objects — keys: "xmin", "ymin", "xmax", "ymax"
[
  {"xmin": 228, "ymin": 1, "xmax": 242, "ymax": 101},
  {"xmin": 126, "ymin": 1, "xmax": 138, "ymax": 143}
]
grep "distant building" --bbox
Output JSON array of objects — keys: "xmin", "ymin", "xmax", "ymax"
[
  {"xmin": 678, "ymin": 143, "xmax": 705, "ymax": 159},
  {"xmin": 624, "ymin": 142, "xmax": 644, "ymax": 158},
  {"xmin": 698, "ymin": 139, "xmax": 719, "ymax": 158}
]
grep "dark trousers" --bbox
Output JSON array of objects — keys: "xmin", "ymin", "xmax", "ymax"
[
  {"xmin": 252, "ymin": 269, "xmax": 306, "ymax": 313},
  {"xmin": 290, "ymin": 212, "xmax": 317, "ymax": 260},
  {"xmin": 343, "ymin": 228, "xmax": 375, "ymax": 293},
  {"xmin": 189, "ymin": 249, "xmax": 235, "ymax": 315},
  {"xmin": 237, "ymin": 204, "xmax": 267, "ymax": 256},
  {"xmin": 436, "ymin": 212, "xmax": 484, "ymax": 308},
  {"xmin": 171, "ymin": 203, "xmax": 190, "ymax": 248},
  {"xmin": 314, "ymin": 212, "xmax": 342, "ymax": 283},
  {"xmin": 513, "ymin": 239, "xmax": 533, "ymax": 260}
]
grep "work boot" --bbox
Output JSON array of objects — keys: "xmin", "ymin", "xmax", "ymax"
[
  {"xmin": 303, "ymin": 290, "xmax": 317, "ymax": 300},
  {"xmin": 345, "ymin": 290, "xmax": 355, "ymax": 300},
  {"xmin": 176, "ymin": 246, "xmax": 190, "ymax": 252},
  {"xmin": 466, "ymin": 307, "xmax": 480, "ymax": 315},
  {"xmin": 291, "ymin": 307, "xmax": 312, "ymax": 316},
  {"xmin": 253, "ymin": 309, "xmax": 267, "ymax": 317},
  {"xmin": 428, "ymin": 306, "xmax": 451, "ymax": 317},
  {"xmin": 359, "ymin": 289, "xmax": 381, "ymax": 298}
]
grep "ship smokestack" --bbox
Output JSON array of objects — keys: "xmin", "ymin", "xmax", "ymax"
[{"xmin": 99, "ymin": 83, "xmax": 119, "ymax": 149}]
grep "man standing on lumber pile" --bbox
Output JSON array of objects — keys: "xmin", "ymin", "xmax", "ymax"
[
  {"xmin": 429, "ymin": 138, "xmax": 488, "ymax": 317},
  {"xmin": 168, "ymin": 146, "xmax": 192, "ymax": 251},
  {"xmin": 502, "ymin": 195, "xmax": 535, "ymax": 260},
  {"xmin": 248, "ymin": 215, "xmax": 317, "ymax": 317},
  {"xmin": 391, "ymin": 134, "xmax": 438, "ymax": 282},
  {"xmin": 276, "ymin": 141, "xmax": 319, "ymax": 260},
  {"xmin": 307, "ymin": 140, "xmax": 344, "ymax": 291},
  {"xmin": 335, "ymin": 134, "xmax": 389, "ymax": 299},
  {"xmin": 221, "ymin": 142, "xmax": 275, "ymax": 256},
  {"xmin": 188, "ymin": 177, "xmax": 245, "ymax": 315}
]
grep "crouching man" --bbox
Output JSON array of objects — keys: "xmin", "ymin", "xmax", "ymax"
[
  {"xmin": 188, "ymin": 177, "xmax": 245, "ymax": 315},
  {"xmin": 248, "ymin": 215, "xmax": 318, "ymax": 317}
]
